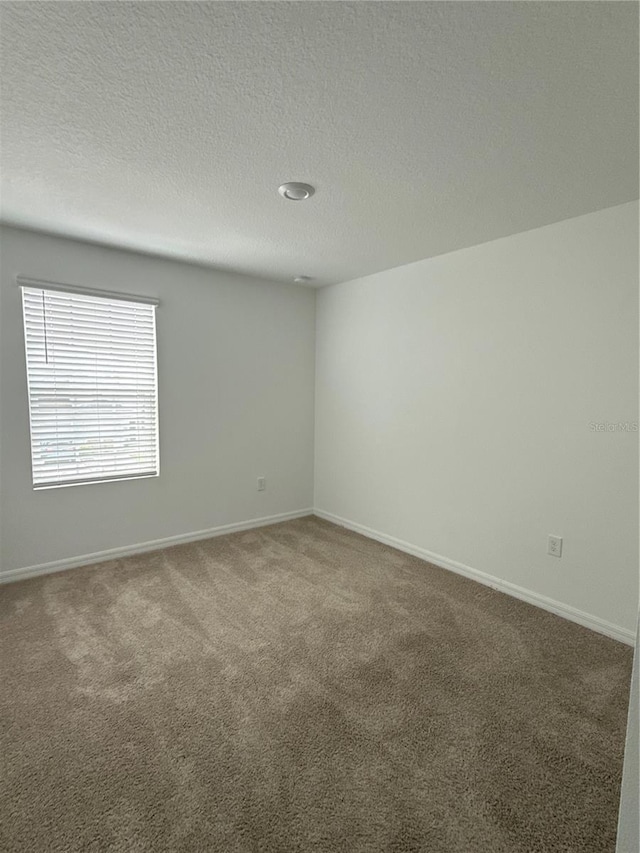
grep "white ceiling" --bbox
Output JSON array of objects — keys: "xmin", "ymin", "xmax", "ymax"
[{"xmin": 1, "ymin": 2, "xmax": 638, "ymax": 286}]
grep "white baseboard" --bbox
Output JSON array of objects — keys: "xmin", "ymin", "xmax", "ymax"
[
  {"xmin": 2, "ymin": 505, "xmax": 634, "ymax": 647},
  {"xmin": 0, "ymin": 508, "xmax": 314, "ymax": 586},
  {"xmin": 314, "ymin": 508, "xmax": 635, "ymax": 647}
]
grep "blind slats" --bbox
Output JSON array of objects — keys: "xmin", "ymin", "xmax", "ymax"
[
  {"xmin": 23, "ymin": 312, "xmax": 154, "ymax": 326},
  {"xmin": 22, "ymin": 285, "xmax": 159, "ymax": 488}
]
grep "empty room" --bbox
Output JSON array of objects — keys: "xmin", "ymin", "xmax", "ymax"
[{"xmin": 0, "ymin": 2, "xmax": 638, "ymax": 852}]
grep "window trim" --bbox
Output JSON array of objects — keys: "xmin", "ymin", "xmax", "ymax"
[
  {"xmin": 19, "ymin": 276, "xmax": 161, "ymax": 490},
  {"xmin": 17, "ymin": 275, "xmax": 160, "ymax": 306},
  {"xmin": 31, "ymin": 472, "xmax": 159, "ymax": 491}
]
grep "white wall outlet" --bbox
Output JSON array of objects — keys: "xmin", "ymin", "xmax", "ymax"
[
  {"xmin": 257, "ymin": 477, "xmax": 266, "ymax": 491},
  {"xmin": 548, "ymin": 535, "xmax": 563, "ymax": 557}
]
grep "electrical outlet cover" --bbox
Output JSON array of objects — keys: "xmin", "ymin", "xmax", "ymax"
[{"xmin": 548, "ymin": 535, "xmax": 563, "ymax": 557}]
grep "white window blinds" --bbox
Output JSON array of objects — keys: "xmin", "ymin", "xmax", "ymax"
[{"xmin": 21, "ymin": 282, "xmax": 159, "ymax": 489}]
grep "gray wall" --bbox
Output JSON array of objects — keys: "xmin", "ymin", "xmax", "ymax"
[{"xmin": 0, "ymin": 226, "xmax": 316, "ymax": 573}]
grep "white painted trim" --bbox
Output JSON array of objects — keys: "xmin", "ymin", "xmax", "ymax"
[
  {"xmin": 314, "ymin": 509, "xmax": 635, "ymax": 647},
  {"xmin": 0, "ymin": 509, "xmax": 314, "ymax": 585},
  {"xmin": 17, "ymin": 275, "xmax": 160, "ymax": 306},
  {"xmin": 2, "ymin": 504, "xmax": 633, "ymax": 646}
]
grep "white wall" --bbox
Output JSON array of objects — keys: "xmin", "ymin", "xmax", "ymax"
[
  {"xmin": 617, "ymin": 614, "xmax": 639, "ymax": 852},
  {"xmin": 2, "ymin": 203, "xmax": 638, "ymax": 641},
  {"xmin": 315, "ymin": 202, "xmax": 639, "ymax": 637},
  {"xmin": 0, "ymin": 226, "xmax": 315, "ymax": 573}
]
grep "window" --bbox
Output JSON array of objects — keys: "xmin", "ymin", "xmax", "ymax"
[{"xmin": 20, "ymin": 279, "xmax": 159, "ymax": 489}]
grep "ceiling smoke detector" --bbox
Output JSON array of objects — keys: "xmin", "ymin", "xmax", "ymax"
[
  {"xmin": 294, "ymin": 276, "xmax": 314, "ymax": 284},
  {"xmin": 278, "ymin": 182, "xmax": 315, "ymax": 201}
]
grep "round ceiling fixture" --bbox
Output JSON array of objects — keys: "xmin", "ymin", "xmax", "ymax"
[
  {"xmin": 278, "ymin": 182, "xmax": 315, "ymax": 201},
  {"xmin": 294, "ymin": 276, "xmax": 314, "ymax": 284}
]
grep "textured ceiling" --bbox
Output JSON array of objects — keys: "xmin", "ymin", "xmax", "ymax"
[{"xmin": 1, "ymin": 2, "xmax": 638, "ymax": 286}]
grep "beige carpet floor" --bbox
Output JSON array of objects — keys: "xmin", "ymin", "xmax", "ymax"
[{"xmin": 0, "ymin": 516, "xmax": 633, "ymax": 852}]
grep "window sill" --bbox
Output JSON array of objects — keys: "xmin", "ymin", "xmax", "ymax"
[{"xmin": 33, "ymin": 472, "xmax": 159, "ymax": 490}]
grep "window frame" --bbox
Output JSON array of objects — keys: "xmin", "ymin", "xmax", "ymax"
[{"xmin": 19, "ymin": 276, "xmax": 160, "ymax": 490}]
